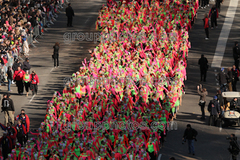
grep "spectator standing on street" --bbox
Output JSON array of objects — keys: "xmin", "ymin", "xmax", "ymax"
[
  {"xmin": 53, "ymin": 42, "xmax": 60, "ymax": 68},
  {"xmin": 16, "ymin": 109, "xmax": 30, "ymax": 145},
  {"xmin": 15, "ymin": 119, "xmax": 27, "ymax": 147},
  {"xmin": 208, "ymin": 96, "xmax": 220, "ymax": 126},
  {"xmin": 215, "ymin": 0, "xmax": 222, "ymax": 13},
  {"xmin": 7, "ymin": 66, "xmax": 13, "ymax": 92},
  {"xmin": 23, "ymin": 70, "xmax": 31, "ymax": 97},
  {"xmin": 182, "ymin": 124, "xmax": 198, "ymax": 156},
  {"xmin": 0, "ymin": 131, "xmax": 12, "ymax": 160},
  {"xmin": 209, "ymin": 5, "xmax": 219, "ymax": 29},
  {"xmin": 1, "ymin": 93, "xmax": 15, "ymax": 126},
  {"xmin": 227, "ymin": 67, "xmax": 233, "ymax": 91},
  {"xmin": 12, "ymin": 59, "xmax": 22, "ymax": 72},
  {"xmin": 233, "ymin": 42, "xmax": 240, "ymax": 70},
  {"xmin": 217, "ymin": 68, "xmax": 228, "ymax": 92},
  {"xmin": 198, "ymin": 54, "xmax": 208, "ymax": 82},
  {"xmin": 66, "ymin": 3, "xmax": 74, "ymax": 27},
  {"xmin": 30, "ymin": 70, "xmax": 39, "ymax": 95},
  {"xmin": 22, "ymin": 37, "xmax": 29, "ymax": 56},
  {"xmin": 231, "ymin": 65, "xmax": 239, "ymax": 91},
  {"xmin": 216, "ymin": 90, "xmax": 224, "ymax": 117},
  {"xmin": 197, "ymin": 84, "xmax": 208, "ymax": 120},
  {"xmin": 22, "ymin": 58, "xmax": 31, "ymax": 72},
  {"xmin": 203, "ymin": 13, "xmax": 209, "ymax": 40},
  {"xmin": 13, "ymin": 66, "xmax": 25, "ymax": 95}
]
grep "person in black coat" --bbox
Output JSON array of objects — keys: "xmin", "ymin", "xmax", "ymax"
[
  {"xmin": 231, "ymin": 65, "xmax": 239, "ymax": 91},
  {"xmin": 230, "ymin": 98, "xmax": 238, "ymax": 110},
  {"xmin": 0, "ymin": 132, "xmax": 12, "ymax": 159},
  {"xmin": 209, "ymin": 5, "xmax": 219, "ymax": 29},
  {"xmin": 22, "ymin": 58, "xmax": 31, "ymax": 72},
  {"xmin": 198, "ymin": 54, "xmax": 208, "ymax": 82},
  {"xmin": 208, "ymin": 96, "xmax": 220, "ymax": 126},
  {"xmin": 53, "ymin": 42, "xmax": 60, "ymax": 67},
  {"xmin": 233, "ymin": 41, "xmax": 239, "ymax": 69},
  {"xmin": 12, "ymin": 59, "xmax": 22, "ymax": 72},
  {"xmin": 7, "ymin": 66, "xmax": 13, "ymax": 92},
  {"xmin": 215, "ymin": 0, "xmax": 222, "ymax": 13},
  {"xmin": 182, "ymin": 124, "xmax": 198, "ymax": 155},
  {"xmin": 65, "ymin": 3, "xmax": 74, "ymax": 27},
  {"xmin": 217, "ymin": 68, "xmax": 228, "ymax": 92}
]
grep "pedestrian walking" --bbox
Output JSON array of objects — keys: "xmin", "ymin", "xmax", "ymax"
[
  {"xmin": 15, "ymin": 119, "xmax": 27, "ymax": 147},
  {"xmin": 0, "ymin": 132, "xmax": 12, "ymax": 159},
  {"xmin": 208, "ymin": 96, "xmax": 220, "ymax": 126},
  {"xmin": 22, "ymin": 58, "xmax": 31, "ymax": 72},
  {"xmin": 7, "ymin": 66, "xmax": 13, "ymax": 92},
  {"xmin": 1, "ymin": 93, "xmax": 15, "ymax": 126},
  {"xmin": 233, "ymin": 42, "xmax": 240, "ymax": 70},
  {"xmin": 65, "ymin": 3, "xmax": 74, "ymax": 27},
  {"xmin": 13, "ymin": 66, "xmax": 25, "ymax": 95},
  {"xmin": 198, "ymin": 54, "xmax": 208, "ymax": 82},
  {"xmin": 227, "ymin": 67, "xmax": 233, "ymax": 91},
  {"xmin": 53, "ymin": 42, "xmax": 60, "ymax": 68},
  {"xmin": 203, "ymin": 13, "xmax": 209, "ymax": 40},
  {"xmin": 15, "ymin": 109, "xmax": 30, "ymax": 145},
  {"xmin": 30, "ymin": 71, "xmax": 39, "ymax": 95},
  {"xmin": 197, "ymin": 84, "xmax": 208, "ymax": 120},
  {"xmin": 23, "ymin": 70, "xmax": 31, "ymax": 97},
  {"xmin": 231, "ymin": 65, "xmax": 239, "ymax": 91},
  {"xmin": 217, "ymin": 68, "xmax": 228, "ymax": 92},
  {"xmin": 209, "ymin": 5, "xmax": 219, "ymax": 29},
  {"xmin": 182, "ymin": 124, "xmax": 198, "ymax": 156}
]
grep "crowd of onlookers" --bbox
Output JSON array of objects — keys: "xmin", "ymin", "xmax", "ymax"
[
  {"xmin": 0, "ymin": 0, "xmax": 66, "ymax": 159},
  {"xmin": 0, "ymin": 0, "xmax": 61, "ymax": 90}
]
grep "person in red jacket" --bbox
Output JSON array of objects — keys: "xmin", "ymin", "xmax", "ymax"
[
  {"xmin": 13, "ymin": 66, "xmax": 25, "ymax": 95},
  {"xmin": 30, "ymin": 70, "xmax": 39, "ymax": 95},
  {"xmin": 202, "ymin": 13, "xmax": 209, "ymax": 40},
  {"xmin": 15, "ymin": 119, "xmax": 27, "ymax": 146}
]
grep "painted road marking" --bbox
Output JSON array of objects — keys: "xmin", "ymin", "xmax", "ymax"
[
  {"xmin": 29, "ymin": 95, "xmax": 35, "ymax": 103},
  {"xmin": 211, "ymin": 0, "xmax": 239, "ymax": 68},
  {"xmin": 158, "ymin": 154, "xmax": 162, "ymax": 160},
  {"xmin": 50, "ymin": 68, "xmax": 54, "ymax": 72},
  {"xmin": 85, "ymin": 18, "xmax": 90, "ymax": 24}
]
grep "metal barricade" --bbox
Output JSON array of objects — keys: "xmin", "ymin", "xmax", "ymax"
[
  {"xmin": 27, "ymin": 33, "xmax": 36, "ymax": 47},
  {"xmin": 33, "ymin": 25, "xmax": 40, "ymax": 43}
]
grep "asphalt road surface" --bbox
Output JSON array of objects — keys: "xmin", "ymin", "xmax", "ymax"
[{"xmin": 0, "ymin": 0, "xmax": 240, "ymax": 160}]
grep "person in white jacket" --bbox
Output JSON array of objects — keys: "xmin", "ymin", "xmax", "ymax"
[{"xmin": 22, "ymin": 37, "xmax": 29, "ymax": 56}]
